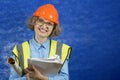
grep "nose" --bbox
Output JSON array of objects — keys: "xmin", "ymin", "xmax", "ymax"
[
  {"xmin": 42, "ymin": 24, "xmax": 46, "ymax": 28},
  {"xmin": 41, "ymin": 23, "xmax": 48, "ymax": 29}
]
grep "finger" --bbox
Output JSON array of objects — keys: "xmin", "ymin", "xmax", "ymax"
[
  {"xmin": 32, "ymin": 65, "xmax": 37, "ymax": 72},
  {"xmin": 25, "ymin": 68, "xmax": 33, "ymax": 73},
  {"xmin": 29, "ymin": 65, "xmax": 33, "ymax": 69},
  {"xmin": 28, "ymin": 73, "xmax": 34, "ymax": 78}
]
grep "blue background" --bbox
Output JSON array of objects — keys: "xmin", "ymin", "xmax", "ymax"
[{"xmin": 0, "ymin": 0, "xmax": 120, "ymax": 80}]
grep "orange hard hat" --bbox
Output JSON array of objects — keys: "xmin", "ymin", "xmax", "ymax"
[{"xmin": 33, "ymin": 4, "xmax": 59, "ymax": 24}]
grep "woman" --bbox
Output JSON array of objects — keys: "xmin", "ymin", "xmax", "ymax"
[{"xmin": 9, "ymin": 4, "xmax": 72, "ymax": 80}]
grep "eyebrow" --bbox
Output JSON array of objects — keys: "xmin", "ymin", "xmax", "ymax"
[
  {"xmin": 38, "ymin": 18, "xmax": 44, "ymax": 21},
  {"xmin": 38, "ymin": 18, "xmax": 54, "ymax": 25}
]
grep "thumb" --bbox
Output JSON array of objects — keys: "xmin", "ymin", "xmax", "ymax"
[{"xmin": 32, "ymin": 65, "xmax": 37, "ymax": 72}]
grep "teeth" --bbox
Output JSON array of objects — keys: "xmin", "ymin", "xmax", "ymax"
[{"xmin": 39, "ymin": 28, "xmax": 47, "ymax": 33}]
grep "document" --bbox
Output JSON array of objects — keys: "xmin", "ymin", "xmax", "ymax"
[
  {"xmin": 28, "ymin": 55, "xmax": 63, "ymax": 75},
  {"xmin": 8, "ymin": 57, "xmax": 23, "ymax": 76}
]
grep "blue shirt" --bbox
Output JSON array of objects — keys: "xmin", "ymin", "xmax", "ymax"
[{"xmin": 9, "ymin": 38, "xmax": 69, "ymax": 80}]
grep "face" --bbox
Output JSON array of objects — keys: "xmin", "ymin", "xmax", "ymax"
[{"xmin": 34, "ymin": 17, "xmax": 54, "ymax": 38}]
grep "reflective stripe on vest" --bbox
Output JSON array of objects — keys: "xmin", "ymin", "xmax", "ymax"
[{"xmin": 12, "ymin": 40, "xmax": 71, "ymax": 75}]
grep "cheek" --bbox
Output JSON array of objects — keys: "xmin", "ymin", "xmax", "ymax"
[
  {"xmin": 48, "ymin": 28, "xmax": 54, "ymax": 35},
  {"xmin": 34, "ymin": 26, "xmax": 38, "ymax": 32},
  {"xmin": 49, "ymin": 27, "xmax": 54, "ymax": 33}
]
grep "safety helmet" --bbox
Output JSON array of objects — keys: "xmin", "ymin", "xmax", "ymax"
[{"xmin": 33, "ymin": 4, "xmax": 59, "ymax": 24}]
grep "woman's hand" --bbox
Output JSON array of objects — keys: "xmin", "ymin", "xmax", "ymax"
[{"xmin": 25, "ymin": 65, "xmax": 48, "ymax": 80}]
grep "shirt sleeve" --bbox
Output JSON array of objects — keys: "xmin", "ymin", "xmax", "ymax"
[
  {"xmin": 9, "ymin": 67, "xmax": 27, "ymax": 80},
  {"xmin": 48, "ymin": 59, "xmax": 69, "ymax": 80}
]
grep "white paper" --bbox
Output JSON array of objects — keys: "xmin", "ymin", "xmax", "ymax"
[{"xmin": 28, "ymin": 55, "xmax": 63, "ymax": 75}]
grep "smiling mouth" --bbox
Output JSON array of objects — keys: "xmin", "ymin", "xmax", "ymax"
[{"xmin": 39, "ymin": 27, "xmax": 48, "ymax": 33}]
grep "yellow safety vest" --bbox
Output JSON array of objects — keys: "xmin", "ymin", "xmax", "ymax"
[{"xmin": 12, "ymin": 40, "xmax": 71, "ymax": 75}]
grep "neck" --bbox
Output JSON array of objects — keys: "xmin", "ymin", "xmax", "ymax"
[{"xmin": 35, "ymin": 35, "xmax": 48, "ymax": 44}]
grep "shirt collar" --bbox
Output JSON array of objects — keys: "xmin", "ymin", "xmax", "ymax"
[{"xmin": 31, "ymin": 38, "xmax": 50, "ymax": 49}]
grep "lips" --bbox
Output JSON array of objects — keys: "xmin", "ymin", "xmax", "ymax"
[{"xmin": 38, "ymin": 27, "xmax": 48, "ymax": 33}]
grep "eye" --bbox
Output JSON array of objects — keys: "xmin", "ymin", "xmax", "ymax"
[
  {"xmin": 47, "ymin": 22, "xmax": 53, "ymax": 26},
  {"xmin": 39, "ymin": 19, "xmax": 44, "ymax": 23}
]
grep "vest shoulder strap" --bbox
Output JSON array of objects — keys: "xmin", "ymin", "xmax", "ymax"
[
  {"xmin": 49, "ymin": 40, "xmax": 72, "ymax": 63},
  {"xmin": 49, "ymin": 40, "xmax": 72, "ymax": 73},
  {"xmin": 12, "ymin": 41, "xmax": 30, "ymax": 70}
]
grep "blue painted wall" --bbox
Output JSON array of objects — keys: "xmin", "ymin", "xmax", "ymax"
[{"xmin": 0, "ymin": 0, "xmax": 120, "ymax": 80}]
